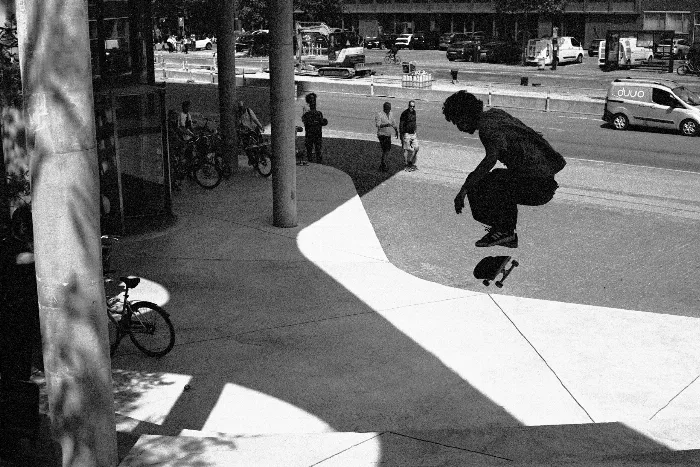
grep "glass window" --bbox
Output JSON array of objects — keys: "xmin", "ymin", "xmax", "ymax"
[
  {"xmin": 673, "ymin": 87, "xmax": 700, "ymax": 106},
  {"xmin": 652, "ymin": 88, "xmax": 675, "ymax": 107}
]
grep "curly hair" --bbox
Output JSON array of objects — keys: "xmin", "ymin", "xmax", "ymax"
[
  {"xmin": 305, "ymin": 92, "xmax": 317, "ymax": 105},
  {"xmin": 442, "ymin": 91, "xmax": 484, "ymax": 124}
]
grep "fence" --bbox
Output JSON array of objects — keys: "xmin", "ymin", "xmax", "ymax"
[{"xmin": 401, "ymin": 72, "xmax": 433, "ymax": 89}]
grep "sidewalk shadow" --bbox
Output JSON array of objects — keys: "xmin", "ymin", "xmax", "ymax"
[{"xmin": 105, "ymin": 134, "xmax": 682, "ymax": 465}]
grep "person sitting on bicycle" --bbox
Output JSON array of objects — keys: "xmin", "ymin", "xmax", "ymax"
[
  {"xmin": 237, "ymin": 101, "xmax": 263, "ymax": 139},
  {"xmin": 388, "ymin": 43, "xmax": 399, "ymax": 61},
  {"xmin": 178, "ymin": 101, "xmax": 195, "ymax": 142}
]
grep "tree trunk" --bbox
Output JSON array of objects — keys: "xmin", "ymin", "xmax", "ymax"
[{"xmin": 16, "ymin": 0, "xmax": 118, "ymax": 465}]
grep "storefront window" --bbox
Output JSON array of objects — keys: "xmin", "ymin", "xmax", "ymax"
[{"xmin": 644, "ymin": 11, "xmax": 691, "ymax": 35}]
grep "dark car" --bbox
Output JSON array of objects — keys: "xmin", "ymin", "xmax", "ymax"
[
  {"xmin": 588, "ymin": 38, "xmax": 604, "ymax": 57},
  {"xmin": 410, "ymin": 32, "xmax": 428, "ymax": 50},
  {"xmin": 446, "ymin": 31, "xmax": 486, "ymax": 61},
  {"xmin": 381, "ymin": 33, "xmax": 399, "ymax": 50},
  {"xmin": 440, "ymin": 32, "xmax": 468, "ymax": 51},
  {"xmin": 482, "ymin": 40, "xmax": 522, "ymax": 64},
  {"xmin": 365, "ymin": 36, "xmax": 381, "ymax": 49},
  {"xmin": 236, "ymin": 32, "xmax": 269, "ymax": 57}
]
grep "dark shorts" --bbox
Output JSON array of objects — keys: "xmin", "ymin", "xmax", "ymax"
[{"xmin": 378, "ymin": 135, "xmax": 392, "ymax": 152}]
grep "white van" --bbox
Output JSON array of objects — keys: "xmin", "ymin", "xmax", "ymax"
[
  {"xmin": 526, "ymin": 36, "xmax": 584, "ymax": 66},
  {"xmin": 597, "ymin": 37, "xmax": 654, "ymax": 68},
  {"xmin": 603, "ymin": 78, "xmax": 700, "ymax": 136}
]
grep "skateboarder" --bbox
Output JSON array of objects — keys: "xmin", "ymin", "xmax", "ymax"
[{"xmin": 442, "ymin": 91, "xmax": 566, "ymax": 248}]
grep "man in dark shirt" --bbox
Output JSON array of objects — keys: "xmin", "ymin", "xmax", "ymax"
[
  {"xmin": 442, "ymin": 91, "xmax": 566, "ymax": 248},
  {"xmin": 301, "ymin": 93, "xmax": 328, "ymax": 163},
  {"xmin": 399, "ymin": 100, "xmax": 419, "ymax": 171}
]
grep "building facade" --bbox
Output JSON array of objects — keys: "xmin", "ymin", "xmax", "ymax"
[{"xmin": 342, "ymin": 0, "xmax": 698, "ymax": 48}]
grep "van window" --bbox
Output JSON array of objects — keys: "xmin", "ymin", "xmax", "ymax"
[
  {"xmin": 571, "ymin": 38, "xmax": 580, "ymax": 47},
  {"xmin": 673, "ymin": 86, "xmax": 700, "ymax": 106},
  {"xmin": 652, "ymin": 88, "xmax": 677, "ymax": 107}
]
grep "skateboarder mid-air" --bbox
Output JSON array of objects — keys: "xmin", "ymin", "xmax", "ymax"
[{"xmin": 442, "ymin": 91, "xmax": 566, "ymax": 248}]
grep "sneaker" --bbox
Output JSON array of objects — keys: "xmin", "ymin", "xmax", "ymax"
[{"xmin": 475, "ymin": 228, "xmax": 518, "ymax": 248}]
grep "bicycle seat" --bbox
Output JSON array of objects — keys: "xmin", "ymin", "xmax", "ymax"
[{"xmin": 119, "ymin": 276, "xmax": 141, "ymax": 289}]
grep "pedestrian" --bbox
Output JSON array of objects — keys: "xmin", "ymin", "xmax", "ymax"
[
  {"xmin": 399, "ymin": 100, "xmax": 419, "ymax": 171},
  {"xmin": 374, "ymin": 101, "xmax": 398, "ymax": 172},
  {"xmin": 301, "ymin": 93, "xmax": 328, "ymax": 163},
  {"xmin": 442, "ymin": 91, "xmax": 566, "ymax": 248},
  {"xmin": 237, "ymin": 100, "xmax": 264, "ymax": 136},
  {"xmin": 178, "ymin": 100, "xmax": 195, "ymax": 142}
]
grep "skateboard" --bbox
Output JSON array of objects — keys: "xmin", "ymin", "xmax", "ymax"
[{"xmin": 473, "ymin": 255, "xmax": 519, "ymax": 288}]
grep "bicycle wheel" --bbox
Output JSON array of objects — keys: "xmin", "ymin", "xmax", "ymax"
[
  {"xmin": 214, "ymin": 153, "xmax": 233, "ymax": 179},
  {"xmin": 126, "ymin": 301, "xmax": 175, "ymax": 357},
  {"xmin": 254, "ymin": 147, "xmax": 273, "ymax": 177},
  {"xmin": 677, "ymin": 64, "xmax": 688, "ymax": 75},
  {"xmin": 384, "ymin": 55, "xmax": 391, "ymax": 64},
  {"xmin": 194, "ymin": 161, "xmax": 222, "ymax": 189},
  {"xmin": 395, "ymin": 54, "xmax": 402, "ymax": 64}
]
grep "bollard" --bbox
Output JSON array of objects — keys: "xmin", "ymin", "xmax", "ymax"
[
  {"xmin": 450, "ymin": 69, "xmax": 458, "ymax": 84},
  {"xmin": 370, "ymin": 76, "xmax": 374, "ymax": 96},
  {"xmin": 520, "ymin": 77, "xmax": 528, "ymax": 86},
  {"xmin": 488, "ymin": 84, "xmax": 492, "ymax": 107},
  {"xmin": 545, "ymin": 88, "xmax": 550, "ymax": 112}
]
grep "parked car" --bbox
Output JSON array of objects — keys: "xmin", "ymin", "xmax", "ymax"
[
  {"xmin": 656, "ymin": 38, "xmax": 691, "ymax": 59},
  {"xmin": 394, "ymin": 34, "xmax": 413, "ymax": 49},
  {"xmin": 482, "ymin": 40, "xmax": 522, "ymax": 64},
  {"xmin": 408, "ymin": 32, "xmax": 427, "ymax": 50},
  {"xmin": 446, "ymin": 31, "xmax": 486, "ymax": 61},
  {"xmin": 588, "ymin": 38, "xmax": 604, "ymax": 57},
  {"xmin": 235, "ymin": 32, "xmax": 269, "ymax": 57},
  {"xmin": 381, "ymin": 33, "xmax": 399, "ymax": 50},
  {"xmin": 603, "ymin": 77, "xmax": 700, "ymax": 136},
  {"xmin": 439, "ymin": 32, "xmax": 468, "ymax": 51},
  {"xmin": 192, "ymin": 36, "xmax": 213, "ymax": 51},
  {"xmin": 422, "ymin": 31, "xmax": 441, "ymax": 49},
  {"xmin": 365, "ymin": 36, "xmax": 381, "ymax": 49},
  {"xmin": 526, "ymin": 36, "xmax": 584, "ymax": 65}
]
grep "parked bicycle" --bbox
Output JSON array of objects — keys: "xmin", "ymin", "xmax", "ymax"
[
  {"xmin": 172, "ymin": 132, "xmax": 222, "ymax": 189},
  {"xmin": 238, "ymin": 126, "xmax": 273, "ymax": 177},
  {"xmin": 102, "ymin": 235, "xmax": 175, "ymax": 358},
  {"xmin": 384, "ymin": 52, "xmax": 402, "ymax": 65},
  {"xmin": 677, "ymin": 60, "xmax": 700, "ymax": 76}
]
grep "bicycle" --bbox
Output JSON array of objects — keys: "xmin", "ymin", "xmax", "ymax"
[
  {"xmin": 384, "ymin": 52, "xmax": 402, "ymax": 65},
  {"xmin": 102, "ymin": 236, "xmax": 175, "ymax": 358},
  {"xmin": 238, "ymin": 126, "xmax": 273, "ymax": 177},
  {"xmin": 171, "ymin": 132, "xmax": 222, "ymax": 189},
  {"xmin": 677, "ymin": 60, "xmax": 700, "ymax": 76}
]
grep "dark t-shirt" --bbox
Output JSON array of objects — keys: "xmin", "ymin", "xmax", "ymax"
[
  {"xmin": 478, "ymin": 108, "xmax": 566, "ymax": 177},
  {"xmin": 302, "ymin": 109, "xmax": 326, "ymax": 140},
  {"xmin": 400, "ymin": 109, "xmax": 417, "ymax": 134}
]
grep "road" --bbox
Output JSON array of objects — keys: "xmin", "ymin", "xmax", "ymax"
[{"xmin": 313, "ymin": 92, "xmax": 700, "ymax": 173}]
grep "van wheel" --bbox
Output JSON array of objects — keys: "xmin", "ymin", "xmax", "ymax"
[
  {"xmin": 576, "ymin": 54, "xmax": 583, "ymax": 63},
  {"xmin": 611, "ymin": 113, "xmax": 629, "ymax": 131},
  {"xmin": 680, "ymin": 119, "xmax": 698, "ymax": 137}
]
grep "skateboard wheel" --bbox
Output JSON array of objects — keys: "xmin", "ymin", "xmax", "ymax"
[
  {"xmin": 483, "ymin": 280, "xmax": 490, "ymax": 286},
  {"xmin": 495, "ymin": 281, "xmax": 503, "ymax": 288},
  {"xmin": 512, "ymin": 260, "xmax": 519, "ymax": 267}
]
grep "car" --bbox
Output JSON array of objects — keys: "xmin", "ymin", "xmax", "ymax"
[
  {"xmin": 409, "ymin": 32, "xmax": 427, "ymax": 50},
  {"xmin": 446, "ymin": 31, "xmax": 486, "ymax": 61},
  {"xmin": 656, "ymin": 38, "xmax": 691, "ymax": 59},
  {"xmin": 192, "ymin": 36, "xmax": 213, "ymax": 51},
  {"xmin": 394, "ymin": 34, "xmax": 413, "ymax": 49},
  {"xmin": 440, "ymin": 32, "xmax": 469, "ymax": 51},
  {"xmin": 526, "ymin": 36, "xmax": 584, "ymax": 66},
  {"xmin": 235, "ymin": 32, "xmax": 269, "ymax": 57},
  {"xmin": 588, "ymin": 38, "xmax": 604, "ymax": 57},
  {"xmin": 603, "ymin": 77, "xmax": 700, "ymax": 136},
  {"xmin": 482, "ymin": 40, "xmax": 522, "ymax": 64},
  {"xmin": 380, "ymin": 33, "xmax": 398, "ymax": 50},
  {"xmin": 365, "ymin": 36, "xmax": 381, "ymax": 49}
]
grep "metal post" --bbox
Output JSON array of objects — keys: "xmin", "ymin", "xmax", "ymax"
[{"xmin": 270, "ymin": 0, "xmax": 297, "ymax": 227}]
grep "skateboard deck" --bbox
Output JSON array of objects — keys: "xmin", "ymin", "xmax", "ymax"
[{"xmin": 473, "ymin": 255, "xmax": 519, "ymax": 287}]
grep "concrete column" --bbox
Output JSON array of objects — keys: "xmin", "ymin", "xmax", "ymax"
[
  {"xmin": 16, "ymin": 0, "xmax": 118, "ymax": 465},
  {"xmin": 217, "ymin": 0, "xmax": 238, "ymax": 171},
  {"xmin": 269, "ymin": 0, "xmax": 297, "ymax": 227}
]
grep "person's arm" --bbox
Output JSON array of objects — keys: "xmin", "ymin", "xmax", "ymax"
[
  {"xmin": 399, "ymin": 111, "xmax": 405, "ymax": 138},
  {"xmin": 454, "ymin": 138, "xmax": 499, "ymax": 214},
  {"xmin": 392, "ymin": 116, "xmax": 399, "ymax": 138},
  {"xmin": 248, "ymin": 108, "xmax": 263, "ymax": 132}
]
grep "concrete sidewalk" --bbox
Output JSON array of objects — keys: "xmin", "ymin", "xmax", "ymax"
[{"xmin": 108, "ymin": 138, "xmax": 700, "ymax": 465}]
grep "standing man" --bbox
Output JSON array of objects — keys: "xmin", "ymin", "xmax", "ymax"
[
  {"xmin": 399, "ymin": 100, "xmax": 419, "ymax": 171},
  {"xmin": 442, "ymin": 91, "xmax": 566, "ymax": 248},
  {"xmin": 301, "ymin": 93, "xmax": 328, "ymax": 163},
  {"xmin": 374, "ymin": 101, "xmax": 398, "ymax": 172}
]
